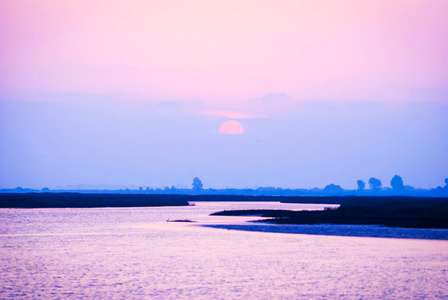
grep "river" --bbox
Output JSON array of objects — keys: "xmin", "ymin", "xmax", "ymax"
[{"xmin": 1, "ymin": 202, "xmax": 447, "ymax": 299}]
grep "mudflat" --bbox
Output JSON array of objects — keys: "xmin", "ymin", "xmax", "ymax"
[{"xmin": 211, "ymin": 197, "xmax": 448, "ymax": 229}]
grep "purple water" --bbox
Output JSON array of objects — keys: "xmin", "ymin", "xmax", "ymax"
[{"xmin": 1, "ymin": 202, "xmax": 447, "ymax": 299}]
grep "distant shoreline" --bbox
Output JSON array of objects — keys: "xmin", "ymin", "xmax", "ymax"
[
  {"xmin": 211, "ymin": 197, "xmax": 448, "ymax": 229},
  {"xmin": 0, "ymin": 193, "xmax": 190, "ymax": 208},
  {"xmin": 0, "ymin": 193, "xmax": 348, "ymax": 208},
  {"xmin": 2, "ymin": 186, "xmax": 448, "ymax": 198}
]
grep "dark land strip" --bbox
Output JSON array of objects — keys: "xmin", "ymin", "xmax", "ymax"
[
  {"xmin": 0, "ymin": 193, "xmax": 190, "ymax": 208},
  {"xmin": 0, "ymin": 193, "xmax": 347, "ymax": 208},
  {"xmin": 211, "ymin": 197, "xmax": 448, "ymax": 229}
]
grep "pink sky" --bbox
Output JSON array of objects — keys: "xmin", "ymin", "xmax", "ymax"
[
  {"xmin": 1, "ymin": 0, "xmax": 447, "ymax": 106},
  {"xmin": 1, "ymin": 1, "xmax": 447, "ymax": 189}
]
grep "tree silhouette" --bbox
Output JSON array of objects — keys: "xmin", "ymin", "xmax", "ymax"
[
  {"xmin": 357, "ymin": 180, "xmax": 365, "ymax": 191},
  {"xmin": 368, "ymin": 177, "xmax": 382, "ymax": 190},
  {"xmin": 323, "ymin": 184, "xmax": 343, "ymax": 194},
  {"xmin": 192, "ymin": 177, "xmax": 203, "ymax": 191},
  {"xmin": 390, "ymin": 175, "xmax": 404, "ymax": 191}
]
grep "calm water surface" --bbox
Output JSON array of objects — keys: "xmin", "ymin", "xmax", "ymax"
[{"xmin": 1, "ymin": 202, "xmax": 447, "ymax": 299}]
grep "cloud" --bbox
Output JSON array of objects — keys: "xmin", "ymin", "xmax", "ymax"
[{"xmin": 200, "ymin": 110, "xmax": 263, "ymax": 119}]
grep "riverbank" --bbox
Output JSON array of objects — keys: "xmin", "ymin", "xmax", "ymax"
[
  {"xmin": 0, "ymin": 193, "xmax": 348, "ymax": 208},
  {"xmin": 211, "ymin": 197, "xmax": 448, "ymax": 229},
  {"xmin": 0, "ymin": 193, "xmax": 190, "ymax": 208}
]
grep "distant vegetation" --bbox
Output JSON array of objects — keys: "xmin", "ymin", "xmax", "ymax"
[{"xmin": 2, "ymin": 176, "xmax": 448, "ymax": 197}]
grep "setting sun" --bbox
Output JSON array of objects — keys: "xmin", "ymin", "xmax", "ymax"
[{"xmin": 219, "ymin": 120, "xmax": 244, "ymax": 135}]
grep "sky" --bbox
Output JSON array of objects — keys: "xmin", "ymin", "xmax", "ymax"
[{"xmin": 1, "ymin": 0, "xmax": 447, "ymax": 189}]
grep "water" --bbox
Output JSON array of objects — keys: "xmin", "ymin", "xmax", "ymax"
[{"xmin": 1, "ymin": 202, "xmax": 447, "ymax": 299}]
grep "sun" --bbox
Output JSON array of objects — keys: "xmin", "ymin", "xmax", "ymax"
[{"xmin": 219, "ymin": 120, "xmax": 244, "ymax": 135}]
